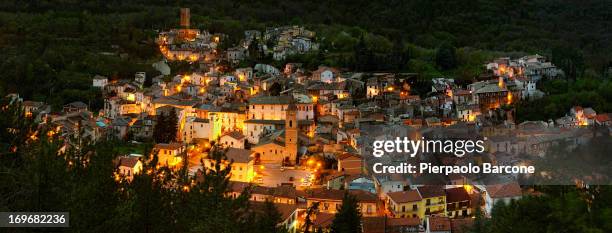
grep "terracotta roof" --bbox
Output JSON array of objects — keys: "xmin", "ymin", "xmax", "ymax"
[
  {"xmin": 222, "ymin": 131, "xmax": 245, "ymax": 140},
  {"xmin": 417, "ymin": 186, "xmax": 445, "ymax": 198},
  {"xmin": 273, "ymin": 185, "xmax": 298, "ymax": 199},
  {"xmin": 350, "ymin": 190, "xmax": 378, "ymax": 202},
  {"xmin": 361, "ymin": 217, "xmax": 386, "ymax": 233},
  {"xmin": 337, "ymin": 153, "xmax": 361, "ymax": 161},
  {"xmin": 228, "ymin": 181, "xmax": 251, "ymax": 193},
  {"xmin": 387, "ymin": 190, "xmax": 422, "ymax": 204},
  {"xmin": 154, "ymin": 142, "xmax": 183, "ymax": 150},
  {"xmin": 249, "ymin": 95, "xmax": 293, "ymax": 105},
  {"xmin": 387, "ymin": 217, "xmax": 420, "ymax": 227},
  {"xmin": 225, "ymin": 148, "xmax": 254, "ymax": 163},
  {"xmin": 451, "ymin": 218, "xmax": 474, "ymax": 233},
  {"xmin": 118, "ymin": 156, "xmax": 140, "ymax": 168},
  {"xmin": 307, "ymin": 189, "xmax": 377, "ymax": 202},
  {"xmin": 249, "ymin": 202, "xmax": 299, "ymax": 221},
  {"xmin": 445, "ymin": 187, "xmax": 470, "ymax": 203},
  {"xmin": 486, "ymin": 182, "xmax": 522, "ymax": 198},
  {"xmin": 251, "ymin": 185, "xmax": 274, "ymax": 195},
  {"xmin": 595, "ymin": 113, "xmax": 610, "ymax": 122},
  {"xmin": 362, "ymin": 217, "xmax": 421, "ymax": 233},
  {"xmin": 312, "ymin": 212, "xmax": 335, "ymax": 228},
  {"xmin": 428, "ymin": 216, "xmax": 451, "ymax": 231}
]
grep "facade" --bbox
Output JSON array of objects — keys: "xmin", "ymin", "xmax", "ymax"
[
  {"xmin": 305, "ymin": 188, "xmax": 379, "ymax": 217},
  {"xmin": 203, "ymin": 148, "xmax": 254, "ymax": 182},
  {"xmin": 250, "ymin": 102, "xmax": 300, "ymax": 164},
  {"xmin": 445, "ymin": 187, "xmax": 472, "ymax": 218},
  {"xmin": 482, "ymin": 182, "xmax": 522, "ymax": 216},
  {"xmin": 117, "ymin": 156, "xmax": 143, "ymax": 181},
  {"xmin": 93, "ymin": 75, "xmax": 108, "ymax": 88},
  {"xmin": 154, "ymin": 143, "xmax": 185, "ymax": 168},
  {"xmin": 387, "ymin": 190, "xmax": 424, "ymax": 219},
  {"xmin": 219, "ymin": 131, "xmax": 246, "ymax": 149},
  {"xmin": 417, "ymin": 186, "xmax": 447, "ymax": 217}
]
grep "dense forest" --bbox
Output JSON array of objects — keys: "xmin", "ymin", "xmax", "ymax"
[{"xmin": 0, "ymin": 1, "xmax": 610, "ymax": 119}]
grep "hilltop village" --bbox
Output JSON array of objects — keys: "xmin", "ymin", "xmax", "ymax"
[{"xmin": 9, "ymin": 8, "xmax": 611, "ymax": 233}]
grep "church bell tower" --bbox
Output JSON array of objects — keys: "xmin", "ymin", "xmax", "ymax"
[{"xmin": 285, "ymin": 101, "xmax": 299, "ymax": 164}]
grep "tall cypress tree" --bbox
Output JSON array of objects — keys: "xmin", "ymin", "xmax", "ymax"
[
  {"xmin": 166, "ymin": 109, "xmax": 178, "ymax": 142},
  {"xmin": 254, "ymin": 200, "xmax": 286, "ymax": 233},
  {"xmin": 153, "ymin": 113, "xmax": 167, "ymax": 143},
  {"xmin": 330, "ymin": 193, "xmax": 362, "ymax": 233}
]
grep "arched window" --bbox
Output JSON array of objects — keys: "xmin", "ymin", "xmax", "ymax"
[{"xmin": 289, "ymin": 120, "xmax": 293, "ymax": 127}]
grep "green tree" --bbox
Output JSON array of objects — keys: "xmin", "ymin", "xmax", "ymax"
[
  {"xmin": 153, "ymin": 113, "xmax": 167, "ymax": 143},
  {"xmin": 302, "ymin": 202, "xmax": 319, "ymax": 233},
  {"xmin": 187, "ymin": 145, "xmax": 252, "ymax": 232},
  {"xmin": 330, "ymin": 193, "xmax": 362, "ymax": 233},
  {"xmin": 435, "ymin": 42, "xmax": 457, "ymax": 70},
  {"xmin": 254, "ymin": 200, "xmax": 287, "ymax": 233},
  {"xmin": 166, "ymin": 109, "xmax": 178, "ymax": 142}
]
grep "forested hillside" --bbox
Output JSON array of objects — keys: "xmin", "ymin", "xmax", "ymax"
[{"xmin": 0, "ymin": 0, "xmax": 610, "ymax": 112}]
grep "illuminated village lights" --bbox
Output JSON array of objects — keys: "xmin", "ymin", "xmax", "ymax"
[
  {"xmin": 126, "ymin": 93, "xmax": 135, "ymax": 102},
  {"xmin": 506, "ymin": 91, "xmax": 513, "ymax": 104},
  {"xmin": 307, "ymin": 158, "xmax": 315, "ymax": 166}
]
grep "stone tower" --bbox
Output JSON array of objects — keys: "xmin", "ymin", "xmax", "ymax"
[
  {"xmin": 180, "ymin": 8, "xmax": 190, "ymax": 28},
  {"xmin": 285, "ymin": 101, "xmax": 299, "ymax": 164}
]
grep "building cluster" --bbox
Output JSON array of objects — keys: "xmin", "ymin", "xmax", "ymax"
[
  {"xmin": 156, "ymin": 8, "xmax": 223, "ymax": 63},
  {"xmin": 9, "ymin": 10, "xmax": 611, "ymax": 233},
  {"xmin": 265, "ymin": 25, "xmax": 319, "ymax": 60}
]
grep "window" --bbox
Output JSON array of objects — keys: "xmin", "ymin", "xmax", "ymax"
[
  {"xmin": 412, "ymin": 204, "xmax": 417, "ymax": 211},
  {"xmin": 426, "ymin": 199, "xmax": 431, "ymax": 205}
]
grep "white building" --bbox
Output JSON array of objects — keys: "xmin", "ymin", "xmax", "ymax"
[
  {"xmin": 247, "ymin": 95, "xmax": 314, "ymax": 121},
  {"xmin": 480, "ymin": 183, "xmax": 522, "ymax": 216},
  {"xmin": 93, "ymin": 75, "xmax": 108, "ymax": 88},
  {"xmin": 219, "ymin": 131, "xmax": 246, "ymax": 149},
  {"xmin": 182, "ymin": 116, "xmax": 211, "ymax": 143}
]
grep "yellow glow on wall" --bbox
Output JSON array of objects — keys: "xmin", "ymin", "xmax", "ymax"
[
  {"xmin": 126, "ymin": 93, "xmax": 135, "ymax": 101},
  {"xmin": 507, "ymin": 91, "xmax": 513, "ymax": 104},
  {"xmin": 168, "ymin": 156, "xmax": 182, "ymax": 167},
  {"xmin": 468, "ymin": 114, "xmax": 476, "ymax": 122}
]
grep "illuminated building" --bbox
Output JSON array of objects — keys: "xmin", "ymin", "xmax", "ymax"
[
  {"xmin": 305, "ymin": 188, "xmax": 379, "ymax": 217},
  {"xmin": 250, "ymin": 102, "xmax": 300, "ymax": 164},
  {"xmin": 202, "ymin": 148, "xmax": 255, "ymax": 182},
  {"xmin": 116, "ymin": 156, "xmax": 143, "ymax": 181},
  {"xmin": 153, "ymin": 143, "xmax": 185, "ymax": 169}
]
